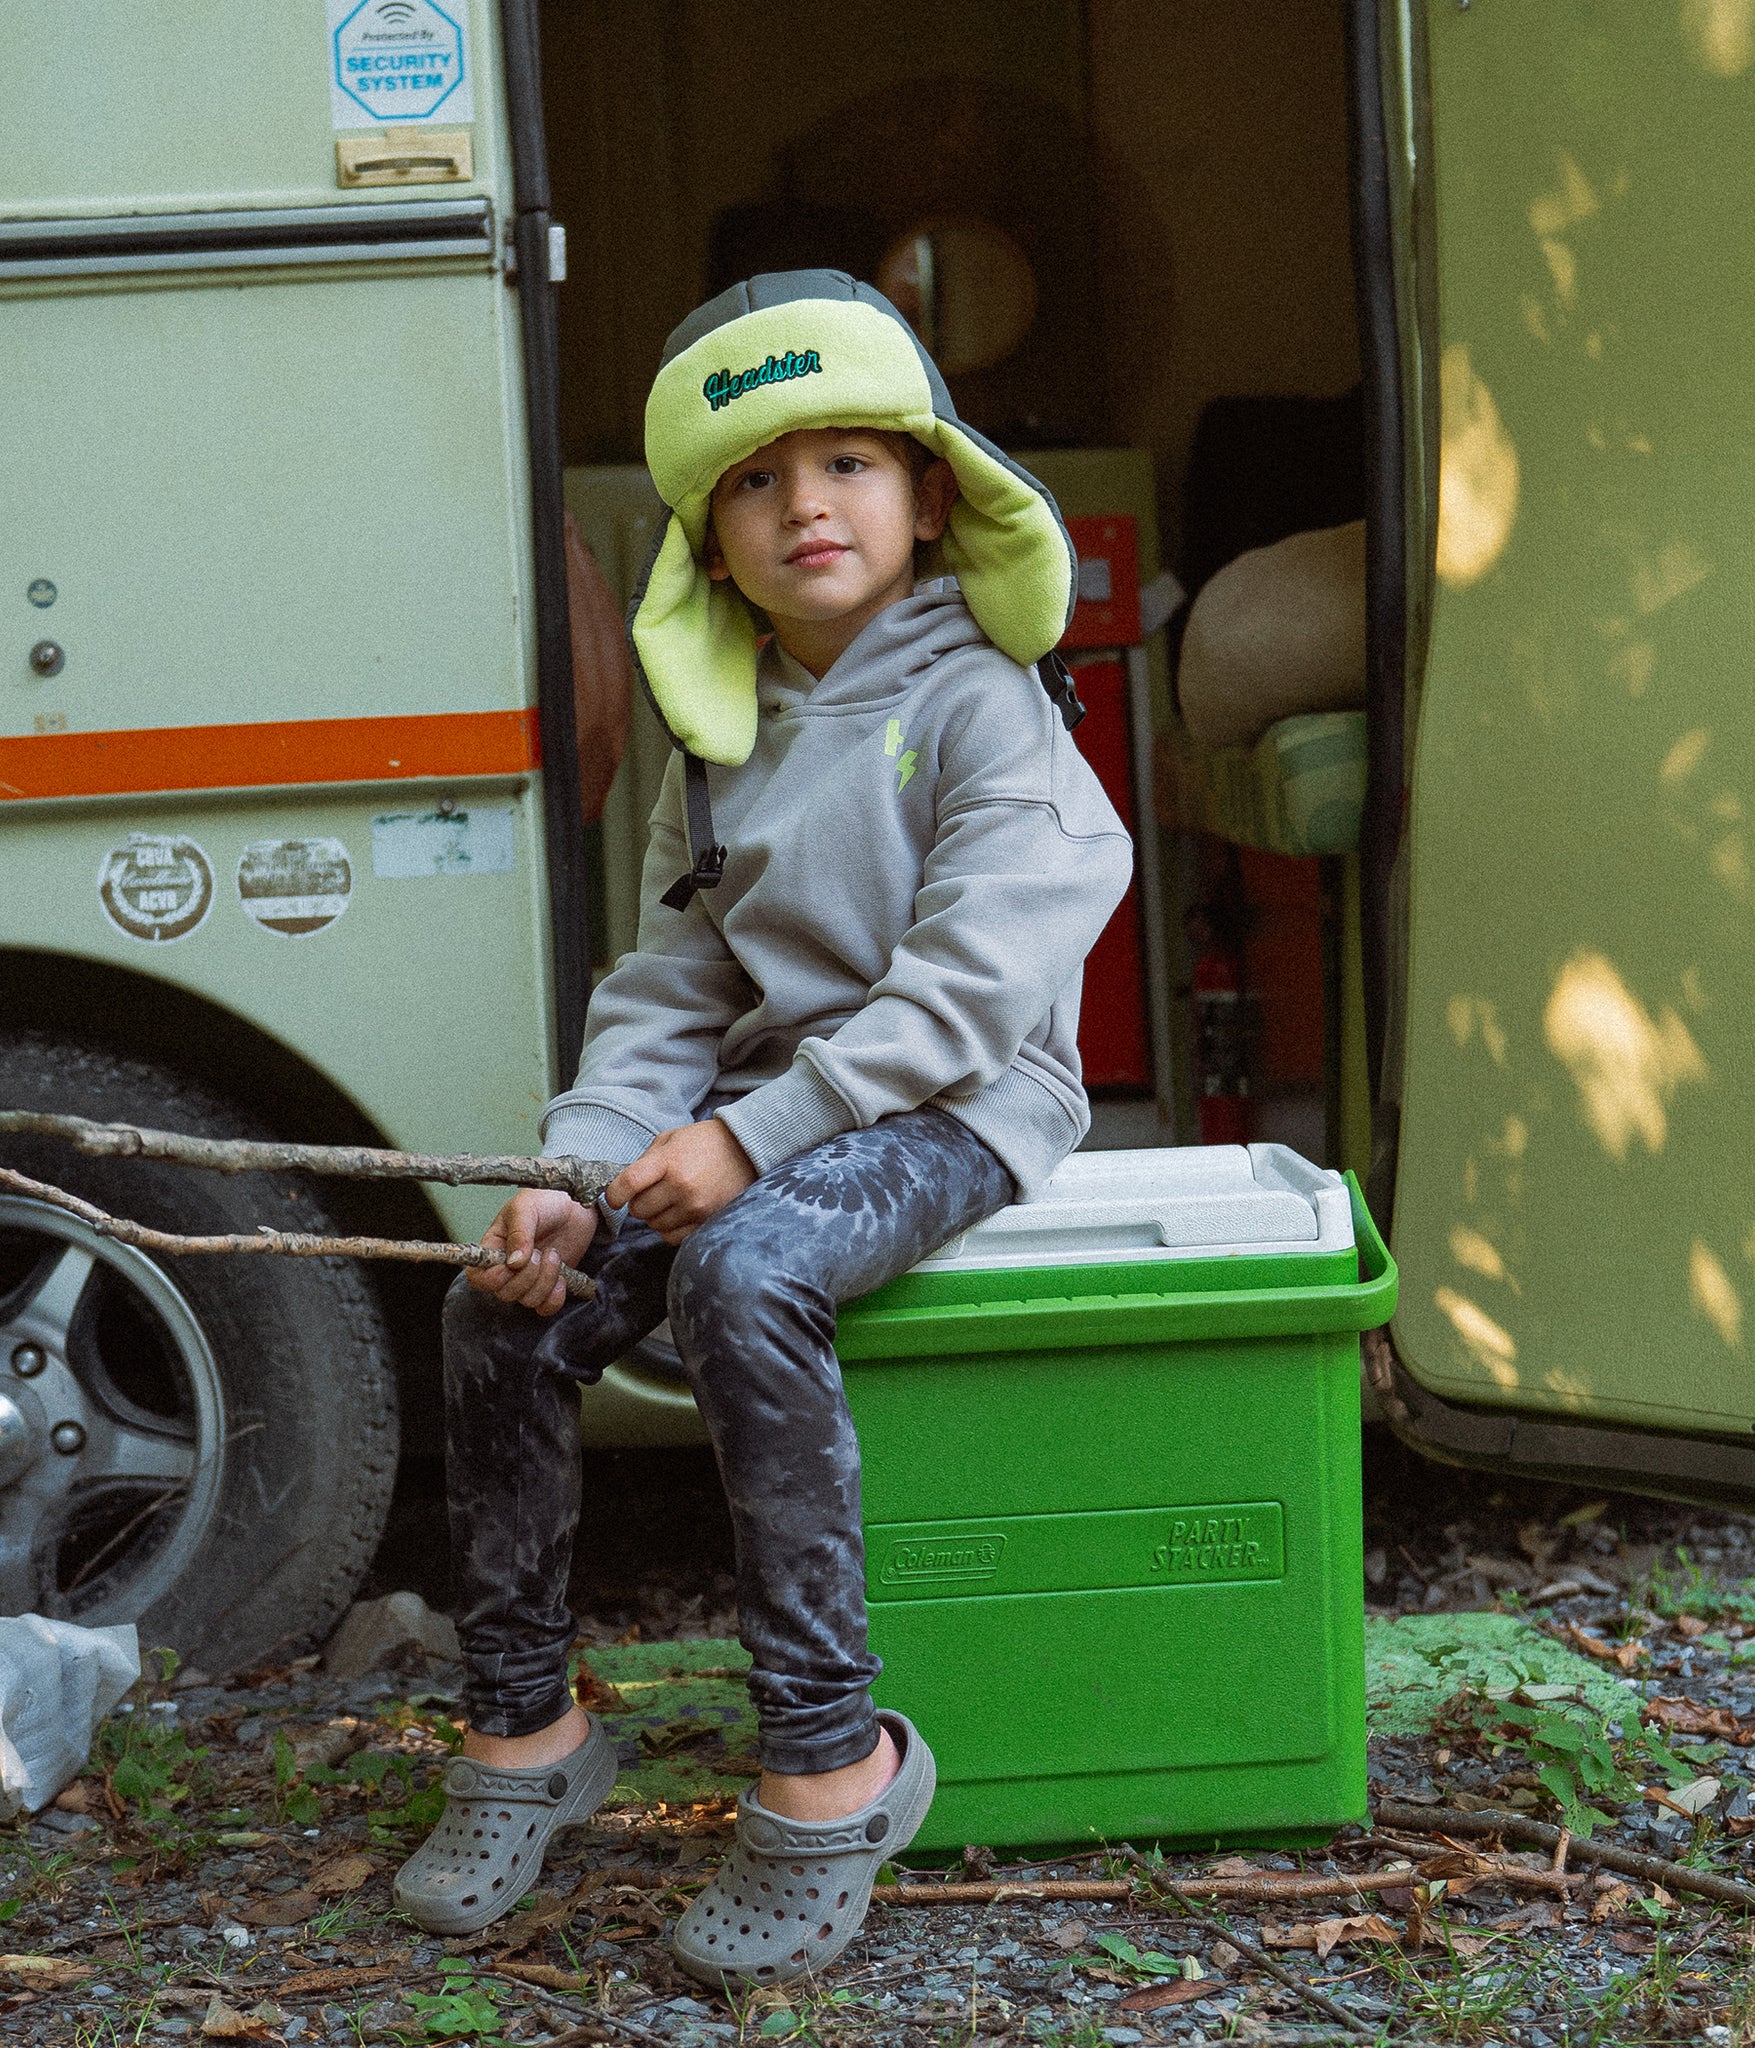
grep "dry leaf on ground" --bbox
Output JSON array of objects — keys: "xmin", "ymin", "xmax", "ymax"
[
  {"xmin": 1489, "ymin": 1900, "xmax": 1563, "ymax": 1932},
  {"xmin": 491, "ymin": 1961, "xmax": 592, "ymax": 1994},
  {"xmin": 1590, "ymin": 1883, "xmax": 1638, "ymax": 1924},
  {"xmin": 1049, "ymin": 1920, "xmax": 1089, "ymax": 1950},
  {"xmin": 1612, "ymin": 1928, "xmax": 1657, "ymax": 1957},
  {"xmin": 274, "ymin": 1966, "xmax": 396, "ymax": 2000},
  {"xmin": 1119, "ymin": 1978, "xmax": 1212, "ymax": 2013},
  {"xmin": 1643, "ymin": 1696, "xmax": 1751, "ymax": 1744},
  {"xmin": 1262, "ymin": 1914, "xmax": 1401, "ymax": 1960},
  {"xmin": 1673, "ymin": 1615, "xmax": 1711, "ymax": 1640},
  {"xmin": 305, "ymin": 1852, "xmax": 377, "ymax": 1898},
  {"xmin": 1562, "ymin": 1623, "xmax": 1644, "ymax": 1672},
  {"xmin": 0, "ymin": 1955, "xmax": 93, "ymax": 1990},
  {"xmin": 1204, "ymin": 1855, "xmax": 1260, "ymax": 1878},
  {"xmin": 201, "ymin": 1995, "xmax": 281, "ymax": 2041},
  {"xmin": 237, "ymin": 1891, "xmax": 321, "ymax": 1928}
]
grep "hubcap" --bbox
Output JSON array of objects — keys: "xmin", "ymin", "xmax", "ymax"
[{"xmin": 0, "ymin": 1195, "xmax": 226, "ymax": 1625}]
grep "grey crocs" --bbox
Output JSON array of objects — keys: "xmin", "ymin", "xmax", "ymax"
[
  {"xmin": 672, "ymin": 1709, "xmax": 935, "ymax": 1987},
  {"xmin": 393, "ymin": 1717, "xmax": 619, "ymax": 1935}
]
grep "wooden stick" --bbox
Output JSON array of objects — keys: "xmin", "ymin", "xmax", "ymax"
[
  {"xmin": 875, "ymin": 1880, "xmax": 1130, "ymax": 1904},
  {"xmin": 1375, "ymin": 1798, "xmax": 1755, "ymax": 1912},
  {"xmin": 0, "ymin": 1110, "xmax": 616, "ymax": 1206},
  {"xmin": 0, "ymin": 1166, "xmax": 595, "ymax": 1301},
  {"xmin": 875, "ymin": 1857, "xmax": 1577, "ymax": 1908}
]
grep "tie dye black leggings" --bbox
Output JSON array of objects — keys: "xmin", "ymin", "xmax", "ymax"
[{"xmin": 441, "ymin": 1106, "xmax": 1012, "ymax": 1774}]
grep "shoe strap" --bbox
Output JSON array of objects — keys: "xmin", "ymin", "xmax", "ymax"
[
  {"xmin": 442, "ymin": 1755, "xmax": 584, "ymax": 1805},
  {"xmin": 736, "ymin": 1790, "xmax": 900, "ymax": 1857}
]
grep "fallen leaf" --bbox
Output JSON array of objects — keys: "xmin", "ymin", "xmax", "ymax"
[
  {"xmin": 1591, "ymin": 1885, "xmax": 1638, "ymax": 1924},
  {"xmin": 1611, "ymin": 1928, "xmax": 1656, "ymax": 1957},
  {"xmin": 1643, "ymin": 1696, "xmax": 1751, "ymax": 1745},
  {"xmin": 1562, "ymin": 1622, "xmax": 1645, "ymax": 1672},
  {"xmin": 273, "ymin": 1966, "xmax": 395, "ymax": 2000},
  {"xmin": 1049, "ymin": 1919, "xmax": 1089, "ymax": 1951},
  {"xmin": 1210, "ymin": 1940, "xmax": 1240, "ymax": 1971},
  {"xmin": 214, "ymin": 1831, "xmax": 274, "ymax": 1850},
  {"xmin": 236, "ymin": 1891, "xmax": 321, "ymax": 1928},
  {"xmin": 1119, "ymin": 1978, "xmax": 1211, "ymax": 2012},
  {"xmin": 490, "ymin": 1872, "xmax": 607, "ymax": 1951},
  {"xmin": 50, "ymin": 1781, "xmax": 96, "ymax": 1815},
  {"xmin": 305, "ymin": 1853, "xmax": 377, "ymax": 1899},
  {"xmin": 201, "ymin": 1995, "xmax": 280, "ymax": 2042},
  {"xmin": 0, "ymin": 1956, "xmax": 93, "ymax": 1990},
  {"xmin": 488, "ymin": 1961, "xmax": 592, "ymax": 1994},
  {"xmin": 1262, "ymin": 1914, "xmax": 1401, "ymax": 1960},
  {"xmin": 638, "ymin": 1718, "xmax": 713, "ymax": 1757},
  {"xmin": 1204, "ymin": 1855, "xmax": 1260, "ymax": 1879},
  {"xmin": 1489, "ymin": 1900, "xmax": 1563, "ymax": 1932},
  {"xmin": 571, "ymin": 1655, "xmax": 629, "ymax": 1715},
  {"xmin": 1446, "ymin": 1932, "xmax": 1491, "ymax": 1957},
  {"xmin": 1673, "ymin": 1614, "xmax": 1711, "ymax": 1640},
  {"xmin": 1645, "ymin": 1778, "xmax": 1719, "ymax": 1818}
]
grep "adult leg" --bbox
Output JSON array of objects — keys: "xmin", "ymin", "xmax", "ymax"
[
  {"xmin": 665, "ymin": 1108, "xmax": 1012, "ymax": 1779},
  {"xmin": 442, "ymin": 1215, "xmax": 676, "ymax": 1740}
]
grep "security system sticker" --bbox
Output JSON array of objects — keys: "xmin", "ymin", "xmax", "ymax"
[
  {"xmin": 371, "ymin": 805, "xmax": 514, "ymax": 878},
  {"xmin": 236, "ymin": 837, "xmax": 352, "ymax": 936},
  {"xmin": 329, "ymin": 0, "xmax": 473, "ymax": 126},
  {"xmin": 98, "ymin": 834, "xmax": 214, "ymax": 944}
]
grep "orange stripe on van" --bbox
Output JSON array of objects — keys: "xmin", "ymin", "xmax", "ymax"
[{"xmin": 0, "ymin": 709, "xmax": 541, "ymax": 801}]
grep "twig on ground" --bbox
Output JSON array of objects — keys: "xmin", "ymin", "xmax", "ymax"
[
  {"xmin": 1375, "ymin": 1798, "xmax": 1755, "ymax": 1912},
  {"xmin": 875, "ymin": 1854, "xmax": 1577, "ymax": 1908},
  {"xmin": 875, "ymin": 1879, "xmax": 1130, "ymax": 1904},
  {"xmin": 518, "ymin": 2007, "xmax": 672, "ymax": 2048},
  {"xmin": 0, "ymin": 1166, "xmax": 595, "ymax": 1300},
  {"xmin": 0, "ymin": 1109, "xmax": 616, "ymax": 1205},
  {"xmin": 1114, "ymin": 1849, "xmax": 1374, "ymax": 2040}
]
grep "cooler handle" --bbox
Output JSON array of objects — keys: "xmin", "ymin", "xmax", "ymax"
[{"xmin": 1343, "ymin": 1170, "xmax": 1398, "ymax": 1329}]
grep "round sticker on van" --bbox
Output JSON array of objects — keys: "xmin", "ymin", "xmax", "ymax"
[
  {"xmin": 97, "ymin": 834, "xmax": 214, "ymax": 944},
  {"xmin": 236, "ymin": 837, "xmax": 352, "ymax": 936}
]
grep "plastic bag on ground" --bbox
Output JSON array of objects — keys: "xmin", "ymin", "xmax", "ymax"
[{"xmin": 0, "ymin": 1614, "xmax": 140, "ymax": 1818}]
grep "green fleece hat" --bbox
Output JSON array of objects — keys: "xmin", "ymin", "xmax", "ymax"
[{"xmin": 634, "ymin": 270, "xmax": 1078, "ymax": 765}]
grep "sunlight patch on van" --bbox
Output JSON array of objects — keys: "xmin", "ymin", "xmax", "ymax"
[
  {"xmin": 1447, "ymin": 994, "xmax": 1508, "ymax": 1064},
  {"xmin": 1634, "ymin": 542, "xmax": 1710, "ymax": 616},
  {"xmin": 1450, "ymin": 1225, "xmax": 1520, "ymax": 1295},
  {"xmin": 1529, "ymin": 155, "xmax": 1600, "ymax": 238},
  {"xmin": 1661, "ymin": 728, "xmax": 1711, "ymax": 784},
  {"xmin": 1681, "ymin": 0, "xmax": 1755, "ymax": 76},
  {"xmin": 1434, "ymin": 1287, "xmax": 1519, "ymax": 1387},
  {"xmin": 1712, "ymin": 833, "xmax": 1750, "ymax": 894},
  {"xmin": 1690, "ymin": 1240, "xmax": 1743, "ymax": 1347},
  {"xmin": 1543, "ymin": 952, "xmax": 1708, "ymax": 1160},
  {"xmin": 1436, "ymin": 347, "xmax": 1519, "ymax": 589}
]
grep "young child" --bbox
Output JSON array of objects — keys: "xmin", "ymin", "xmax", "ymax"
[{"xmin": 394, "ymin": 271, "xmax": 1133, "ymax": 1986}]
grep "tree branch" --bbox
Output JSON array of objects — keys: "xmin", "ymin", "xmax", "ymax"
[
  {"xmin": 0, "ymin": 1111, "xmax": 616, "ymax": 1206},
  {"xmin": 0, "ymin": 1167, "xmax": 595, "ymax": 1301}
]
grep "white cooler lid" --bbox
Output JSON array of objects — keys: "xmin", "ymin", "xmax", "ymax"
[{"xmin": 916, "ymin": 1143, "xmax": 1355, "ymax": 1271}]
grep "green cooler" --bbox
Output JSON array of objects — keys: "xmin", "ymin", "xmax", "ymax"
[{"xmin": 838, "ymin": 1144, "xmax": 1397, "ymax": 1854}]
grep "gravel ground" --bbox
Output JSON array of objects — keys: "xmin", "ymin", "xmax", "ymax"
[{"xmin": 6, "ymin": 1438, "xmax": 1755, "ymax": 2047}]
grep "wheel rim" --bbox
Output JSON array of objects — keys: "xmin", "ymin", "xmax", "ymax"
[{"xmin": 0, "ymin": 1194, "xmax": 226, "ymax": 1626}]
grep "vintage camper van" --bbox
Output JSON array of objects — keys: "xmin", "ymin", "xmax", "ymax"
[{"xmin": 2, "ymin": 2, "xmax": 1750, "ymax": 1669}]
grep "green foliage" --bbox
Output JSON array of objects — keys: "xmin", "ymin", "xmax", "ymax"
[
  {"xmin": 1092, "ymin": 1931, "xmax": 1188, "ymax": 1979},
  {"xmin": 91, "ymin": 1652, "xmax": 209, "ymax": 1845},
  {"xmin": 405, "ymin": 1959, "xmax": 504, "ymax": 2041},
  {"xmin": 1642, "ymin": 1545, "xmax": 1755, "ymax": 1624},
  {"xmin": 1438, "ymin": 1683, "xmax": 1695, "ymax": 1840}
]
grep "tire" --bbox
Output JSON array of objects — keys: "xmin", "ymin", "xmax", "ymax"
[{"xmin": 0, "ymin": 1032, "xmax": 397, "ymax": 1674}]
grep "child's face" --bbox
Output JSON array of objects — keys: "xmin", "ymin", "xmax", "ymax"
[{"xmin": 705, "ymin": 429, "xmax": 955, "ymax": 658}]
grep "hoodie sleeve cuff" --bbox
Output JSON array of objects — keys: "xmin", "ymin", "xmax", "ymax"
[
  {"xmin": 715, "ymin": 1059, "xmax": 854, "ymax": 1176},
  {"xmin": 539, "ymin": 1104, "xmax": 658, "ymax": 1237}
]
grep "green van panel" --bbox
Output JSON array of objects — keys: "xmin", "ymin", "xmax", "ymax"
[{"xmin": 1393, "ymin": 1, "xmax": 1755, "ymax": 1436}]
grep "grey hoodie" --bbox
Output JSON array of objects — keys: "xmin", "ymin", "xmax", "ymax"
[{"xmin": 540, "ymin": 583, "xmax": 1134, "ymax": 1199}]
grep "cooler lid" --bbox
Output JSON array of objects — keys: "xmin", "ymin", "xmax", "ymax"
[{"xmin": 916, "ymin": 1144, "xmax": 1354, "ymax": 1271}]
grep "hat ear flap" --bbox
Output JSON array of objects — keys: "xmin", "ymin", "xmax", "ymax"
[
  {"xmin": 916, "ymin": 421, "xmax": 1076, "ymax": 665},
  {"xmin": 630, "ymin": 510, "xmax": 762, "ymax": 766}
]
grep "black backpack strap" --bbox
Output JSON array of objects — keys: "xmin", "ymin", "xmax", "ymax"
[
  {"xmin": 660, "ymin": 750, "xmax": 728, "ymax": 911},
  {"xmin": 1039, "ymin": 648, "xmax": 1087, "ymax": 731}
]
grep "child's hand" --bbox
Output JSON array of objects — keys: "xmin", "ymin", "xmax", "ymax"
[
  {"xmin": 470, "ymin": 1189, "xmax": 597, "ymax": 1315},
  {"xmin": 609, "ymin": 1119, "xmax": 757, "ymax": 1244}
]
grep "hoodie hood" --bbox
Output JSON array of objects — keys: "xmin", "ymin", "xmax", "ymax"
[{"xmin": 633, "ymin": 270, "xmax": 1078, "ymax": 766}]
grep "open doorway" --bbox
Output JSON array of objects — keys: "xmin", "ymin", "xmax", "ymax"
[{"xmin": 540, "ymin": 0, "xmax": 1367, "ymax": 1164}]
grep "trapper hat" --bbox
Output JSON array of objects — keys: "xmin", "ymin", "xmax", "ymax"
[{"xmin": 633, "ymin": 269, "xmax": 1079, "ymax": 767}]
